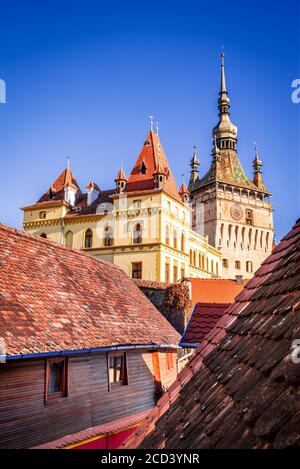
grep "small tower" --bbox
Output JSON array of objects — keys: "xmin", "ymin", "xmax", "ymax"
[
  {"xmin": 115, "ymin": 167, "xmax": 127, "ymax": 193},
  {"xmin": 179, "ymin": 180, "xmax": 190, "ymax": 203},
  {"xmin": 153, "ymin": 160, "xmax": 166, "ymax": 189},
  {"xmin": 189, "ymin": 145, "xmax": 199, "ymax": 189},
  {"xmin": 253, "ymin": 146, "xmax": 267, "ymax": 192}
]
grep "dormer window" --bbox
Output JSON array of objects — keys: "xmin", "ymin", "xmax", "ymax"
[
  {"xmin": 144, "ymin": 140, "xmax": 151, "ymax": 146},
  {"xmin": 140, "ymin": 161, "xmax": 147, "ymax": 174}
]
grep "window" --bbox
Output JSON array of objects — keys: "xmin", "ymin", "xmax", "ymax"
[
  {"xmin": 181, "ymin": 232, "xmax": 185, "ymax": 252},
  {"xmin": 104, "ymin": 225, "xmax": 113, "ymax": 246},
  {"xmin": 84, "ymin": 229, "xmax": 93, "ymax": 248},
  {"xmin": 165, "ymin": 225, "xmax": 170, "ymax": 246},
  {"xmin": 181, "ymin": 267, "xmax": 185, "ymax": 279},
  {"xmin": 133, "ymin": 223, "xmax": 142, "ymax": 244},
  {"xmin": 107, "ymin": 353, "xmax": 128, "ymax": 390},
  {"xmin": 39, "ymin": 211, "xmax": 46, "ymax": 219},
  {"xmin": 235, "ymin": 260, "xmax": 241, "ymax": 270},
  {"xmin": 65, "ymin": 231, "xmax": 73, "ymax": 248},
  {"xmin": 246, "ymin": 209, "xmax": 253, "ymax": 226},
  {"xmin": 173, "ymin": 229, "xmax": 178, "ymax": 250},
  {"xmin": 133, "ymin": 200, "xmax": 141, "ymax": 209},
  {"xmin": 216, "ymin": 263, "xmax": 219, "ymax": 276},
  {"xmin": 173, "ymin": 265, "xmax": 178, "ymax": 282},
  {"xmin": 190, "ymin": 250, "xmax": 193, "ymax": 265},
  {"xmin": 223, "ymin": 259, "xmax": 229, "ymax": 268},
  {"xmin": 40, "ymin": 233, "xmax": 47, "ymax": 238},
  {"xmin": 166, "ymin": 351, "xmax": 174, "ymax": 370},
  {"xmin": 140, "ymin": 161, "xmax": 147, "ymax": 174},
  {"xmin": 45, "ymin": 358, "xmax": 68, "ymax": 404},
  {"xmin": 165, "ymin": 262, "xmax": 170, "ymax": 283},
  {"xmin": 211, "ymin": 260, "xmax": 214, "ymax": 274},
  {"xmin": 246, "ymin": 261, "xmax": 253, "ymax": 273},
  {"xmin": 132, "ymin": 262, "xmax": 142, "ymax": 279}
]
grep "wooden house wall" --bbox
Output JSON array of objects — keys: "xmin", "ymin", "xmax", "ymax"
[{"xmin": 0, "ymin": 349, "xmax": 176, "ymax": 448}]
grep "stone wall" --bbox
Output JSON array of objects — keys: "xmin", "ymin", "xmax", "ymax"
[{"xmin": 134, "ymin": 280, "xmax": 189, "ymax": 335}]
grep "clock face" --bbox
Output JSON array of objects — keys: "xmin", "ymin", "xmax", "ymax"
[{"xmin": 230, "ymin": 204, "xmax": 243, "ymax": 221}]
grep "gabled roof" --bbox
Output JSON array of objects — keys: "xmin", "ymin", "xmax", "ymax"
[
  {"xmin": 125, "ymin": 130, "xmax": 180, "ymax": 201},
  {"xmin": 188, "ymin": 278, "xmax": 246, "ymax": 305},
  {"xmin": 181, "ymin": 303, "xmax": 230, "ymax": 347},
  {"xmin": 123, "ymin": 219, "xmax": 300, "ymax": 449},
  {"xmin": 37, "ymin": 166, "xmax": 81, "ymax": 203},
  {"xmin": 0, "ymin": 224, "xmax": 179, "ymax": 357}
]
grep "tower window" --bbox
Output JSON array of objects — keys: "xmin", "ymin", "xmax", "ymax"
[
  {"xmin": 132, "ymin": 262, "xmax": 142, "ymax": 279},
  {"xmin": 39, "ymin": 211, "xmax": 47, "ymax": 219},
  {"xmin": 246, "ymin": 261, "xmax": 253, "ymax": 273},
  {"xmin": 84, "ymin": 229, "xmax": 93, "ymax": 248},
  {"xmin": 173, "ymin": 264, "xmax": 178, "ymax": 282},
  {"xmin": 140, "ymin": 162, "xmax": 147, "ymax": 174},
  {"xmin": 104, "ymin": 225, "xmax": 113, "ymax": 247},
  {"xmin": 223, "ymin": 259, "xmax": 229, "ymax": 268},
  {"xmin": 133, "ymin": 223, "xmax": 142, "ymax": 244},
  {"xmin": 40, "ymin": 233, "xmax": 47, "ymax": 239},
  {"xmin": 235, "ymin": 260, "xmax": 241, "ymax": 270},
  {"xmin": 246, "ymin": 209, "xmax": 253, "ymax": 226}
]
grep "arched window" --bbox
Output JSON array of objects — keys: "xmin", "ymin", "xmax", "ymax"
[
  {"xmin": 181, "ymin": 232, "xmax": 185, "ymax": 252},
  {"xmin": 193, "ymin": 251, "xmax": 196, "ymax": 266},
  {"xmin": 84, "ymin": 229, "xmax": 93, "ymax": 248},
  {"xmin": 266, "ymin": 232, "xmax": 270, "ymax": 251},
  {"xmin": 40, "ymin": 233, "xmax": 47, "ymax": 239},
  {"xmin": 216, "ymin": 263, "xmax": 219, "ymax": 276},
  {"xmin": 190, "ymin": 250, "xmax": 193, "ymax": 265},
  {"xmin": 211, "ymin": 260, "xmax": 214, "ymax": 274},
  {"xmin": 133, "ymin": 223, "xmax": 142, "ymax": 244},
  {"xmin": 165, "ymin": 224, "xmax": 170, "ymax": 246},
  {"xmin": 65, "ymin": 231, "xmax": 73, "ymax": 248},
  {"xmin": 104, "ymin": 226, "xmax": 113, "ymax": 246},
  {"xmin": 173, "ymin": 229, "xmax": 178, "ymax": 250}
]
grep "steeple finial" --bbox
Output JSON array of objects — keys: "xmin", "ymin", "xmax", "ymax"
[
  {"xmin": 221, "ymin": 48, "xmax": 227, "ymax": 93},
  {"xmin": 149, "ymin": 115, "xmax": 154, "ymax": 132},
  {"xmin": 189, "ymin": 144, "xmax": 200, "ymax": 188},
  {"xmin": 67, "ymin": 156, "xmax": 70, "ymax": 169},
  {"xmin": 155, "ymin": 121, "xmax": 159, "ymax": 136}
]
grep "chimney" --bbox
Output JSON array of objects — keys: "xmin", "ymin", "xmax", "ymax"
[
  {"xmin": 235, "ymin": 275, "xmax": 243, "ymax": 284},
  {"xmin": 86, "ymin": 182, "xmax": 100, "ymax": 206}
]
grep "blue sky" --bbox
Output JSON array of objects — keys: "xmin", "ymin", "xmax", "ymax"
[{"xmin": 0, "ymin": 0, "xmax": 299, "ymax": 241}]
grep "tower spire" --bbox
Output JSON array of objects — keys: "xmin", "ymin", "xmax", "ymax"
[
  {"xmin": 213, "ymin": 51, "xmax": 238, "ymax": 151},
  {"xmin": 189, "ymin": 145, "xmax": 199, "ymax": 188},
  {"xmin": 218, "ymin": 50, "xmax": 230, "ymax": 116},
  {"xmin": 252, "ymin": 143, "xmax": 267, "ymax": 192}
]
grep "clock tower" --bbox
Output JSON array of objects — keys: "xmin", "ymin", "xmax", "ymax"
[{"xmin": 189, "ymin": 53, "xmax": 274, "ymax": 279}]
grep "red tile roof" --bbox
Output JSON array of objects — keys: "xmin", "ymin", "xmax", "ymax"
[
  {"xmin": 188, "ymin": 278, "xmax": 246, "ymax": 305},
  {"xmin": 38, "ymin": 166, "xmax": 81, "ymax": 203},
  {"xmin": 125, "ymin": 130, "xmax": 181, "ymax": 201},
  {"xmin": 123, "ymin": 219, "xmax": 300, "ymax": 449},
  {"xmin": 181, "ymin": 303, "xmax": 230, "ymax": 346},
  {"xmin": 0, "ymin": 224, "xmax": 179, "ymax": 357}
]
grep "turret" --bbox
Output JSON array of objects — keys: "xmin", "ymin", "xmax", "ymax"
[
  {"xmin": 115, "ymin": 167, "xmax": 127, "ymax": 193},
  {"xmin": 153, "ymin": 160, "xmax": 166, "ymax": 189},
  {"xmin": 179, "ymin": 180, "xmax": 190, "ymax": 203},
  {"xmin": 189, "ymin": 145, "xmax": 199, "ymax": 188}
]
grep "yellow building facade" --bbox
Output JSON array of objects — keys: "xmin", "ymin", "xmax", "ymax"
[{"xmin": 22, "ymin": 128, "xmax": 222, "ymax": 282}]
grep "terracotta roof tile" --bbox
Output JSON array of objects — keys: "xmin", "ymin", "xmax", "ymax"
[
  {"xmin": 181, "ymin": 303, "xmax": 230, "ymax": 346},
  {"xmin": 123, "ymin": 219, "xmax": 300, "ymax": 449},
  {"xmin": 125, "ymin": 130, "xmax": 181, "ymax": 201},
  {"xmin": 188, "ymin": 278, "xmax": 246, "ymax": 305},
  {"xmin": 0, "ymin": 224, "xmax": 179, "ymax": 357}
]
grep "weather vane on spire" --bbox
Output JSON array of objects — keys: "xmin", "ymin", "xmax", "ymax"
[
  {"xmin": 149, "ymin": 115, "xmax": 154, "ymax": 131},
  {"xmin": 155, "ymin": 121, "xmax": 159, "ymax": 136}
]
